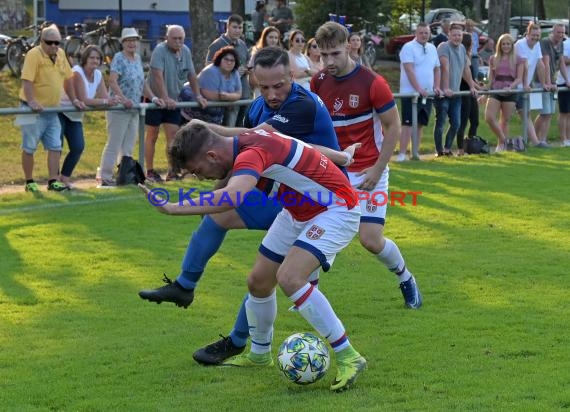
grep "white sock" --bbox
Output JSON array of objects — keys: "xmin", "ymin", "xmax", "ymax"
[
  {"xmin": 307, "ymin": 268, "xmax": 320, "ymax": 289},
  {"xmin": 377, "ymin": 238, "xmax": 412, "ymax": 283},
  {"xmin": 289, "ymin": 284, "xmax": 349, "ymax": 352},
  {"xmin": 245, "ymin": 291, "xmax": 277, "ymax": 354}
]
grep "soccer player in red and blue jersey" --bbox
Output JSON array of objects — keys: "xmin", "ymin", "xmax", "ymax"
[
  {"xmin": 312, "ymin": 22, "xmax": 422, "ymax": 308},
  {"xmin": 141, "ymin": 123, "xmax": 367, "ymax": 391}
]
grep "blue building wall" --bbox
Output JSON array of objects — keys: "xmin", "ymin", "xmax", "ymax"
[{"xmin": 45, "ymin": 3, "xmax": 231, "ymax": 49}]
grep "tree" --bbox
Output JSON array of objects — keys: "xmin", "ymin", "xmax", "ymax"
[
  {"xmin": 231, "ymin": 0, "xmax": 245, "ymax": 17},
  {"xmin": 487, "ymin": 0, "xmax": 511, "ymax": 42},
  {"xmin": 189, "ymin": 0, "xmax": 217, "ymax": 72}
]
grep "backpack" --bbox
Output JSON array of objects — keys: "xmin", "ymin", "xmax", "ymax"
[
  {"xmin": 463, "ymin": 136, "xmax": 490, "ymax": 154},
  {"xmin": 116, "ymin": 156, "xmax": 146, "ymax": 186}
]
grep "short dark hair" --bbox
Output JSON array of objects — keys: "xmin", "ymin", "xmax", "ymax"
[
  {"xmin": 80, "ymin": 45, "xmax": 103, "ymax": 67},
  {"xmin": 212, "ymin": 46, "xmax": 240, "ymax": 70},
  {"xmin": 228, "ymin": 14, "xmax": 244, "ymax": 26},
  {"xmin": 253, "ymin": 46, "xmax": 289, "ymax": 69},
  {"xmin": 169, "ymin": 123, "xmax": 214, "ymax": 171}
]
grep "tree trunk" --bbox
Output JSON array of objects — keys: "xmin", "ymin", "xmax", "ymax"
[
  {"xmin": 535, "ymin": 0, "xmax": 546, "ymax": 20},
  {"xmin": 231, "ymin": 0, "xmax": 245, "ymax": 17},
  {"xmin": 487, "ymin": 0, "xmax": 511, "ymax": 43},
  {"xmin": 189, "ymin": 0, "xmax": 217, "ymax": 72}
]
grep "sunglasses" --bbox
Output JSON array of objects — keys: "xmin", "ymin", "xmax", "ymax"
[
  {"xmin": 43, "ymin": 39, "xmax": 60, "ymax": 46},
  {"xmin": 310, "ymin": 44, "xmax": 318, "ymax": 49},
  {"xmin": 295, "ymin": 38, "xmax": 306, "ymax": 43}
]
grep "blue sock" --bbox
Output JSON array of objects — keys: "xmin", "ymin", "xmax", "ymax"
[
  {"xmin": 176, "ymin": 215, "xmax": 227, "ymax": 290},
  {"xmin": 229, "ymin": 294, "xmax": 249, "ymax": 348}
]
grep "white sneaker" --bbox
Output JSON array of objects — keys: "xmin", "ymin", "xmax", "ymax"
[
  {"xmin": 395, "ymin": 153, "xmax": 407, "ymax": 162},
  {"xmin": 495, "ymin": 144, "xmax": 505, "ymax": 153},
  {"xmin": 562, "ymin": 139, "xmax": 570, "ymax": 147}
]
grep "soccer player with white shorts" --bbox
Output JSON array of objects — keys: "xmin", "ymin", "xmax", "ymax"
[{"xmin": 312, "ymin": 21, "xmax": 422, "ymax": 309}]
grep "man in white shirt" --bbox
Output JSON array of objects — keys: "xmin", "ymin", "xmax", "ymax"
[
  {"xmin": 514, "ymin": 22, "xmax": 552, "ymax": 147},
  {"xmin": 397, "ymin": 23, "xmax": 441, "ymax": 161}
]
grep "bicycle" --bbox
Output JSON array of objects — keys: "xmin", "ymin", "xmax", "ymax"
[
  {"xmin": 64, "ymin": 16, "xmax": 121, "ymax": 67},
  {"xmin": 6, "ymin": 21, "xmax": 53, "ymax": 77}
]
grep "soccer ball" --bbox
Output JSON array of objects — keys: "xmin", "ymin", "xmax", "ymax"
[{"xmin": 277, "ymin": 332, "xmax": 330, "ymax": 385}]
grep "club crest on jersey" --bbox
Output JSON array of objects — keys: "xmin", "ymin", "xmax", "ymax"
[
  {"xmin": 333, "ymin": 98, "xmax": 343, "ymax": 113},
  {"xmin": 366, "ymin": 199, "xmax": 377, "ymax": 213},
  {"xmin": 306, "ymin": 225, "xmax": 325, "ymax": 240},
  {"xmin": 349, "ymin": 94, "xmax": 359, "ymax": 108},
  {"xmin": 318, "ymin": 73, "xmax": 325, "ymax": 80}
]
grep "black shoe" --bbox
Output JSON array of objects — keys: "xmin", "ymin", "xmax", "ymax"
[
  {"xmin": 193, "ymin": 335, "xmax": 246, "ymax": 365},
  {"xmin": 138, "ymin": 274, "xmax": 194, "ymax": 308}
]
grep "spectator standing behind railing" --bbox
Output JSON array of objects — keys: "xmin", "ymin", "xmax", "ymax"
[
  {"xmin": 432, "ymin": 19, "xmax": 451, "ymax": 48},
  {"xmin": 269, "ymin": 0, "xmax": 294, "ymax": 41},
  {"xmin": 288, "ymin": 30, "xmax": 313, "ymax": 90},
  {"xmin": 206, "ymin": 14, "xmax": 251, "ymax": 127},
  {"xmin": 479, "ymin": 38, "xmax": 495, "ymax": 66},
  {"xmin": 485, "ymin": 33, "xmax": 525, "ymax": 152},
  {"xmin": 145, "ymin": 25, "xmax": 207, "ymax": 183},
  {"xmin": 248, "ymin": 26, "xmax": 282, "ymax": 98},
  {"xmin": 456, "ymin": 32, "xmax": 481, "ymax": 155},
  {"xmin": 58, "ymin": 45, "xmax": 119, "ymax": 189},
  {"xmin": 556, "ymin": 37, "xmax": 570, "ymax": 147},
  {"xmin": 305, "ymin": 37, "xmax": 323, "ymax": 73},
  {"xmin": 181, "ymin": 47, "xmax": 242, "ymax": 125},
  {"xmin": 534, "ymin": 23, "xmax": 565, "ymax": 144},
  {"xmin": 348, "ymin": 32, "xmax": 371, "ymax": 70},
  {"xmin": 434, "ymin": 23, "xmax": 477, "ymax": 157},
  {"xmin": 17, "ymin": 24, "xmax": 84, "ymax": 193},
  {"xmin": 251, "ymin": 1, "xmax": 268, "ymax": 42},
  {"xmin": 98, "ymin": 28, "xmax": 155, "ymax": 188},
  {"xmin": 514, "ymin": 22, "xmax": 551, "ymax": 148},
  {"xmin": 396, "ymin": 22, "xmax": 441, "ymax": 162}
]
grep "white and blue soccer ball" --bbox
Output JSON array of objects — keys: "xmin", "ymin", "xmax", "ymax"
[{"xmin": 277, "ymin": 332, "xmax": 330, "ymax": 385}]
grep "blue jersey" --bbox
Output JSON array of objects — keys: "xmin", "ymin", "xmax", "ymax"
[{"xmin": 245, "ymin": 82, "xmax": 340, "ymax": 150}]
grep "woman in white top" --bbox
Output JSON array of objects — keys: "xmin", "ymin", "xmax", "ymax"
[
  {"xmin": 288, "ymin": 30, "xmax": 313, "ymax": 90},
  {"xmin": 59, "ymin": 45, "xmax": 119, "ymax": 187},
  {"xmin": 305, "ymin": 37, "xmax": 323, "ymax": 73}
]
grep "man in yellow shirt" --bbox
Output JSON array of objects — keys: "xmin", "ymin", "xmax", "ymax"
[{"xmin": 19, "ymin": 24, "xmax": 84, "ymax": 192}]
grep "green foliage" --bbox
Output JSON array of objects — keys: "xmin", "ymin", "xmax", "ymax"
[
  {"xmin": 294, "ymin": 0, "xmax": 385, "ymax": 39},
  {"xmin": 389, "ymin": 0, "xmax": 431, "ymax": 35}
]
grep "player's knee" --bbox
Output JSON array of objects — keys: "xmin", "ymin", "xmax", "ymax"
[
  {"xmin": 247, "ymin": 271, "xmax": 274, "ymax": 296},
  {"xmin": 359, "ymin": 231, "xmax": 384, "ymax": 254}
]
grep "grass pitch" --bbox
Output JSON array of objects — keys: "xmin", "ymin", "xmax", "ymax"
[{"xmin": 1, "ymin": 148, "xmax": 569, "ymax": 411}]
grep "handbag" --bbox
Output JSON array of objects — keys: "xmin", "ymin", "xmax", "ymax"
[{"xmin": 463, "ymin": 136, "xmax": 490, "ymax": 154}]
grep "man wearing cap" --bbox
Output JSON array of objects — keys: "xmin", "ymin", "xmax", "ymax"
[
  {"xmin": 145, "ymin": 25, "xmax": 206, "ymax": 182},
  {"xmin": 19, "ymin": 24, "xmax": 84, "ymax": 193}
]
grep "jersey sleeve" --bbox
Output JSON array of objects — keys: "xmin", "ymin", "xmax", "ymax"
[
  {"xmin": 370, "ymin": 75, "xmax": 396, "ymax": 114},
  {"xmin": 232, "ymin": 149, "xmax": 265, "ymax": 180}
]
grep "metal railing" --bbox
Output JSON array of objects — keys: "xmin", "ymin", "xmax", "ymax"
[{"xmin": 0, "ymin": 86, "xmax": 562, "ymax": 172}]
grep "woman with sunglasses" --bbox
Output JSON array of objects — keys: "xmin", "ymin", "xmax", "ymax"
[
  {"xmin": 288, "ymin": 30, "xmax": 313, "ymax": 90},
  {"xmin": 304, "ymin": 38, "xmax": 323, "ymax": 73}
]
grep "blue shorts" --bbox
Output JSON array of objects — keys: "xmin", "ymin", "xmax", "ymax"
[
  {"xmin": 145, "ymin": 107, "xmax": 182, "ymax": 126},
  {"xmin": 20, "ymin": 105, "xmax": 62, "ymax": 154},
  {"xmin": 235, "ymin": 188, "xmax": 284, "ymax": 229}
]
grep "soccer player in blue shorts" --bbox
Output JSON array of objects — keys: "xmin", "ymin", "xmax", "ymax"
[{"xmin": 138, "ymin": 47, "xmax": 355, "ymax": 364}]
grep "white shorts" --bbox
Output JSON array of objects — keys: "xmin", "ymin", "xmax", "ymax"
[
  {"xmin": 347, "ymin": 169, "xmax": 390, "ymax": 225},
  {"xmin": 260, "ymin": 204, "xmax": 360, "ymax": 272}
]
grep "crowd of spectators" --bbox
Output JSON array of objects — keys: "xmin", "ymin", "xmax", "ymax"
[{"xmin": 13, "ymin": 3, "xmax": 570, "ymax": 192}]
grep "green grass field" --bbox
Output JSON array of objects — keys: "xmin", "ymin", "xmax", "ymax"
[
  {"xmin": 1, "ymin": 149, "xmax": 569, "ymax": 411},
  {"xmin": 1, "ymin": 65, "xmax": 570, "ymax": 411}
]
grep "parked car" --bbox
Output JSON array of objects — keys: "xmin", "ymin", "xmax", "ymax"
[
  {"xmin": 0, "ymin": 33, "xmax": 12, "ymax": 68},
  {"xmin": 386, "ymin": 8, "xmax": 466, "ymax": 60}
]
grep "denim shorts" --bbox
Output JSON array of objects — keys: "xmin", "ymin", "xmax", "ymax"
[{"xmin": 20, "ymin": 105, "xmax": 63, "ymax": 154}]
